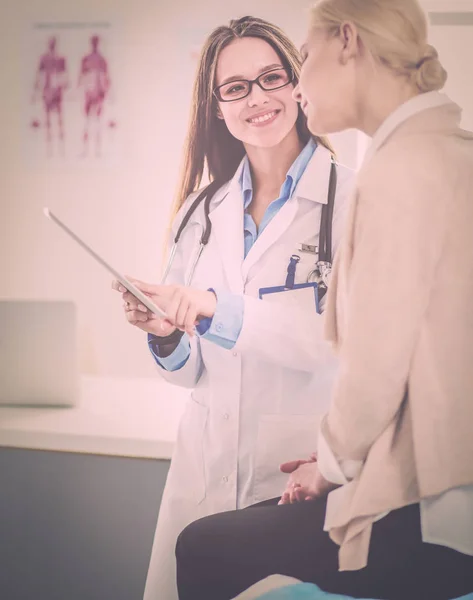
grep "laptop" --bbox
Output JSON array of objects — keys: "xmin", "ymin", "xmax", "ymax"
[{"xmin": 0, "ymin": 300, "xmax": 79, "ymax": 407}]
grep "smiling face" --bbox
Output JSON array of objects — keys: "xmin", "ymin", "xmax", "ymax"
[{"xmin": 214, "ymin": 37, "xmax": 300, "ymax": 149}]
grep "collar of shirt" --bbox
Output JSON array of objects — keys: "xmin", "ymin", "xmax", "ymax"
[
  {"xmin": 240, "ymin": 138, "xmax": 317, "ymax": 257},
  {"xmin": 363, "ymin": 92, "xmax": 452, "ymax": 165}
]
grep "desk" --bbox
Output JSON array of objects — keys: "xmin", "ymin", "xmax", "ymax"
[
  {"xmin": 0, "ymin": 375, "xmax": 189, "ymax": 600},
  {"xmin": 0, "ymin": 375, "xmax": 189, "ymax": 458}
]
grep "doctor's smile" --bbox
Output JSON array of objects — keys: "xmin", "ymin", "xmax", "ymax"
[{"xmin": 246, "ymin": 109, "xmax": 281, "ymax": 126}]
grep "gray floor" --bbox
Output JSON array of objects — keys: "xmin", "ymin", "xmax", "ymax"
[{"xmin": 0, "ymin": 447, "xmax": 170, "ymax": 600}]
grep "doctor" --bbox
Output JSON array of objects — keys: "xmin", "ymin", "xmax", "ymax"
[{"xmin": 113, "ymin": 15, "xmax": 353, "ymax": 600}]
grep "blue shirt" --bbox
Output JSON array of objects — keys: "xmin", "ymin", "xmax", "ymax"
[
  {"xmin": 242, "ymin": 138, "xmax": 316, "ymax": 258},
  {"xmin": 149, "ymin": 138, "xmax": 317, "ymax": 371}
]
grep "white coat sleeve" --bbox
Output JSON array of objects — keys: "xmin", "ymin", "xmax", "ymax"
[{"xmin": 151, "ymin": 335, "xmax": 204, "ymax": 389}]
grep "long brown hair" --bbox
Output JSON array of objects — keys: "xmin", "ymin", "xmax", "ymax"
[{"xmin": 173, "ymin": 15, "xmax": 335, "ymax": 216}]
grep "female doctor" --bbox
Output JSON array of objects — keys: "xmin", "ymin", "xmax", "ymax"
[{"xmin": 113, "ymin": 15, "xmax": 353, "ymax": 600}]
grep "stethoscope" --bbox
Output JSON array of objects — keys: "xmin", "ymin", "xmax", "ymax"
[
  {"xmin": 161, "ymin": 179, "xmax": 221, "ymax": 286},
  {"xmin": 161, "ymin": 160, "xmax": 337, "ymax": 291},
  {"xmin": 304, "ymin": 158, "xmax": 337, "ymax": 298}
]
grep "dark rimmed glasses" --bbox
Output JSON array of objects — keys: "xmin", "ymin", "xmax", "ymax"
[{"xmin": 214, "ymin": 67, "xmax": 295, "ymax": 102}]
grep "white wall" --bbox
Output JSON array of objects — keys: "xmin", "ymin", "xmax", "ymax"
[
  {"xmin": 0, "ymin": 0, "xmax": 471, "ymax": 378},
  {"xmin": 423, "ymin": 0, "xmax": 473, "ymax": 10},
  {"xmin": 429, "ymin": 21, "xmax": 473, "ymax": 130},
  {"xmin": 0, "ymin": 0, "xmax": 360, "ymax": 378}
]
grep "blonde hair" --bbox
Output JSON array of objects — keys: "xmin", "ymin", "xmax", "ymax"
[
  {"xmin": 173, "ymin": 16, "xmax": 335, "ymax": 215},
  {"xmin": 310, "ymin": 0, "xmax": 448, "ymax": 93}
]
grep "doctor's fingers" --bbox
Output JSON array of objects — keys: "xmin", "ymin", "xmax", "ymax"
[
  {"xmin": 111, "ymin": 279, "xmax": 127, "ymax": 293},
  {"xmin": 125, "ymin": 308, "xmax": 154, "ymax": 325},
  {"xmin": 122, "ymin": 291, "xmax": 148, "ymax": 313},
  {"xmin": 174, "ymin": 297, "xmax": 191, "ymax": 329},
  {"xmin": 126, "ymin": 277, "xmax": 166, "ymax": 297},
  {"xmin": 163, "ymin": 288, "xmax": 188, "ymax": 328},
  {"xmin": 183, "ymin": 304, "xmax": 198, "ymax": 337},
  {"xmin": 173, "ymin": 298, "xmax": 197, "ymax": 336}
]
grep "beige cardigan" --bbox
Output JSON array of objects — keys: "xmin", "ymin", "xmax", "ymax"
[{"xmin": 322, "ymin": 95, "xmax": 473, "ymax": 570}]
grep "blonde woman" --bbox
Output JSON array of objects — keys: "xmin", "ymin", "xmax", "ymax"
[
  {"xmin": 175, "ymin": 2, "xmax": 473, "ymax": 599},
  {"xmin": 112, "ymin": 15, "xmax": 353, "ymax": 600}
]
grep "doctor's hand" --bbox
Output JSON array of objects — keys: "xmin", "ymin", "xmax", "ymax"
[
  {"xmin": 112, "ymin": 279, "xmax": 177, "ymax": 338},
  {"xmin": 112, "ymin": 279, "xmax": 217, "ymax": 336},
  {"xmin": 128, "ymin": 281, "xmax": 217, "ymax": 336},
  {"xmin": 278, "ymin": 455, "xmax": 337, "ymax": 505}
]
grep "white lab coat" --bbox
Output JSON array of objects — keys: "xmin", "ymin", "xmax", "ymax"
[{"xmin": 143, "ymin": 145, "xmax": 354, "ymax": 600}]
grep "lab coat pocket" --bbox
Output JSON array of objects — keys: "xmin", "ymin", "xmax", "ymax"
[
  {"xmin": 169, "ymin": 394, "xmax": 208, "ymax": 505},
  {"xmin": 252, "ymin": 413, "xmax": 322, "ymax": 504}
]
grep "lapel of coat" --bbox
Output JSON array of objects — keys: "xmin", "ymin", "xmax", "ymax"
[{"xmin": 241, "ymin": 146, "xmax": 333, "ymax": 281}]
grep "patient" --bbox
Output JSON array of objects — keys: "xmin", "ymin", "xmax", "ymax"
[{"xmin": 175, "ymin": 0, "xmax": 473, "ymax": 599}]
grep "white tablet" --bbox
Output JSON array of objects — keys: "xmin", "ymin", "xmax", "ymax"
[{"xmin": 43, "ymin": 207, "xmax": 167, "ymax": 319}]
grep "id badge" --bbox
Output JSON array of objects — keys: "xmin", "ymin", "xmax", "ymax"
[{"xmin": 259, "ymin": 282, "xmax": 321, "ymax": 315}]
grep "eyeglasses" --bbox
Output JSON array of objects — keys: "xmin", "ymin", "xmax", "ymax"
[{"xmin": 214, "ymin": 67, "xmax": 295, "ymax": 103}]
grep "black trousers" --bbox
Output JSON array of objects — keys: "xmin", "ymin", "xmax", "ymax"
[{"xmin": 176, "ymin": 498, "xmax": 473, "ymax": 600}]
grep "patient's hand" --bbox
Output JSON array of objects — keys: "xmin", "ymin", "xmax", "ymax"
[{"xmin": 278, "ymin": 456, "xmax": 337, "ymax": 505}]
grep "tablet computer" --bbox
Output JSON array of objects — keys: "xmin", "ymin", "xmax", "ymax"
[{"xmin": 43, "ymin": 207, "xmax": 167, "ymax": 319}]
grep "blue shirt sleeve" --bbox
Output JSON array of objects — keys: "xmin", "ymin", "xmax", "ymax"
[
  {"xmin": 195, "ymin": 288, "xmax": 244, "ymax": 350},
  {"xmin": 148, "ymin": 333, "xmax": 191, "ymax": 372}
]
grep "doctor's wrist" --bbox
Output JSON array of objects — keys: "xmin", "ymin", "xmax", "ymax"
[
  {"xmin": 148, "ymin": 330, "xmax": 185, "ymax": 358},
  {"xmin": 152, "ymin": 329, "xmax": 184, "ymax": 344}
]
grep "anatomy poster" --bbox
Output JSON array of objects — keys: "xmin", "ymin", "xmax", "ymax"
[{"xmin": 24, "ymin": 21, "xmax": 122, "ymax": 165}]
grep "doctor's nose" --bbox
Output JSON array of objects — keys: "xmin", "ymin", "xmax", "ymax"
[{"xmin": 247, "ymin": 84, "xmax": 270, "ymax": 107}]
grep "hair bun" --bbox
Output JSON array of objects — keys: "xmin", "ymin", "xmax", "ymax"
[{"xmin": 415, "ymin": 44, "xmax": 448, "ymax": 92}]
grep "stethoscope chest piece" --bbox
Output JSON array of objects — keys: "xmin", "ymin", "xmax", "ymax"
[{"xmin": 307, "ymin": 260, "xmax": 332, "ymax": 287}]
